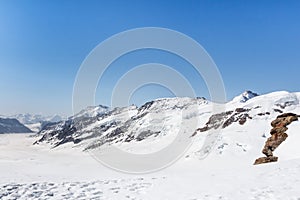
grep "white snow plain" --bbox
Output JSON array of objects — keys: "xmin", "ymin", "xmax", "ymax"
[{"xmin": 1, "ymin": 133, "xmax": 300, "ymax": 200}]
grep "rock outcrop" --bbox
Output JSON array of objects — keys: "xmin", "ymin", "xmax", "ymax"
[
  {"xmin": 192, "ymin": 108, "xmax": 253, "ymax": 136},
  {"xmin": 254, "ymin": 113, "xmax": 299, "ymax": 165}
]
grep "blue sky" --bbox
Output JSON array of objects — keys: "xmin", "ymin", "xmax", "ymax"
[{"xmin": 0, "ymin": 0, "xmax": 300, "ymax": 116}]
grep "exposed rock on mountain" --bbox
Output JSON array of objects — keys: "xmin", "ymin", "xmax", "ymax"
[
  {"xmin": 253, "ymin": 156, "xmax": 279, "ymax": 165},
  {"xmin": 192, "ymin": 107, "xmax": 253, "ymax": 136},
  {"xmin": 35, "ymin": 97, "xmax": 208, "ymax": 149},
  {"xmin": 254, "ymin": 113, "xmax": 299, "ymax": 165},
  {"xmin": 232, "ymin": 90, "xmax": 259, "ymax": 103},
  {"xmin": 0, "ymin": 118, "xmax": 33, "ymax": 133},
  {"xmin": 34, "ymin": 105, "xmax": 138, "ymax": 147}
]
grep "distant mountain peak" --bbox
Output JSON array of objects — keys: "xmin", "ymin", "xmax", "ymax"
[
  {"xmin": 70, "ymin": 105, "xmax": 110, "ymax": 120},
  {"xmin": 233, "ymin": 90, "xmax": 259, "ymax": 103},
  {"xmin": 0, "ymin": 118, "xmax": 33, "ymax": 134},
  {"xmin": 8, "ymin": 113, "xmax": 64, "ymax": 125}
]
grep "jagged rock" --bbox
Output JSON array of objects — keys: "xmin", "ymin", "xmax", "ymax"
[
  {"xmin": 273, "ymin": 109, "xmax": 283, "ymax": 113},
  {"xmin": 194, "ymin": 111, "xmax": 233, "ymax": 134},
  {"xmin": 257, "ymin": 112, "xmax": 271, "ymax": 116},
  {"xmin": 262, "ymin": 132, "xmax": 288, "ymax": 156},
  {"xmin": 275, "ymin": 101, "xmax": 297, "ymax": 109},
  {"xmin": 271, "ymin": 118, "xmax": 285, "ymax": 128},
  {"xmin": 235, "ymin": 108, "xmax": 249, "ymax": 113},
  {"xmin": 192, "ymin": 108, "xmax": 252, "ymax": 136},
  {"xmin": 270, "ymin": 127, "xmax": 288, "ymax": 135},
  {"xmin": 254, "ymin": 113, "xmax": 298, "ymax": 165},
  {"xmin": 222, "ymin": 112, "xmax": 252, "ymax": 128},
  {"xmin": 277, "ymin": 113, "xmax": 298, "ymax": 118},
  {"xmin": 254, "ymin": 156, "xmax": 278, "ymax": 165},
  {"xmin": 271, "ymin": 114, "xmax": 297, "ymax": 128}
]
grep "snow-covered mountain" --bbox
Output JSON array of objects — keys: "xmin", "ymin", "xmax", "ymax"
[
  {"xmin": 0, "ymin": 118, "xmax": 33, "ymax": 133},
  {"xmin": 35, "ymin": 91, "xmax": 300, "ymax": 166},
  {"xmin": 0, "ymin": 113, "xmax": 65, "ymax": 132},
  {"xmin": 10, "ymin": 113, "xmax": 64, "ymax": 125},
  {"xmin": 36, "ymin": 97, "xmax": 208, "ymax": 149},
  {"xmin": 3, "ymin": 91, "xmax": 300, "ymax": 199},
  {"xmin": 69, "ymin": 105, "xmax": 109, "ymax": 120},
  {"xmin": 232, "ymin": 90, "xmax": 259, "ymax": 103}
]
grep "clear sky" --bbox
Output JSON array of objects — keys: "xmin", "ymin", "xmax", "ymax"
[{"xmin": 1, "ymin": 0, "xmax": 300, "ymax": 116}]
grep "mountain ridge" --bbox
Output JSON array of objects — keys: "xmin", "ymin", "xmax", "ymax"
[
  {"xmin": 0, "ymin": 118, "xmax": 33, "ymax": 134},
  {"xmin": 34, "ymin": 91, "xmax": 300, "ymax": 165}
]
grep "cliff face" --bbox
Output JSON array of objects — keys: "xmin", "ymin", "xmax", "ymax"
[{"xmin": 254, "ymin": 113, "xmax": 299, "ymax": 165}]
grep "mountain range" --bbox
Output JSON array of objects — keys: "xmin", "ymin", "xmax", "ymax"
[
  {"xmin": 0, "ymin": 114, "xmax": 65, "ymax": 133},
  {"xmin": 2, "ymin": 90, "xmax": 300, "ymax": 199},
  {"xmin": 34, "ymin": 90, "xmax": 300, "ymax": 166},
  {"xmin": 2, "ymin": 90, "xmax": 300, "ymax": 166}
]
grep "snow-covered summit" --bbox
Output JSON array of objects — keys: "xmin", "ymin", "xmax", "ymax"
[
  {"xmin": 70, "ymin": 105, "xmax": 110, "ymax": 120},
  {"xmin": 232, "ymin": 90, "xmax": 259, "ymax": 103}
]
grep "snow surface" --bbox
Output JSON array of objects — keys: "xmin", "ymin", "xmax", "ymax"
[
  {"xmin": 1, "ymin": 91, "xmax": 300, "ymax": 199},
  {"xmin": 1, "ymin": 133, "xmax": 300, "ymax": 200}
]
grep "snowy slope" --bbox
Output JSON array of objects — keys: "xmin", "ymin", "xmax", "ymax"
[
  {"xmin": 35, "ymin": 91, "xmax": 300, "ymax": 171},
  {"xmin": 1, "ymin": 119, "xmax": 300, "ymax": 199},
  {"xmin": 36, "ymin": 91, "xmax": 300, "ymax": 158},
  {"xmin": 1, "ymin": 91, "xmax": 300, "ymax": 199},
  {"xmin": 36, "ymin": 97, "xmax": 209, "ymax": 151}
]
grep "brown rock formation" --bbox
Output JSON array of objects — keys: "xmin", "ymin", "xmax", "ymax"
[
  {"xmin": 254, "ymin": 156, "xmax": 278, "ymax": 164},
  {"xmin": 254, "ymin": 113, "xmax": 298, "ymax": 165},
  {"xmin": 192, "ymin": 108, "xmax": 252, "ymax": 137}
]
